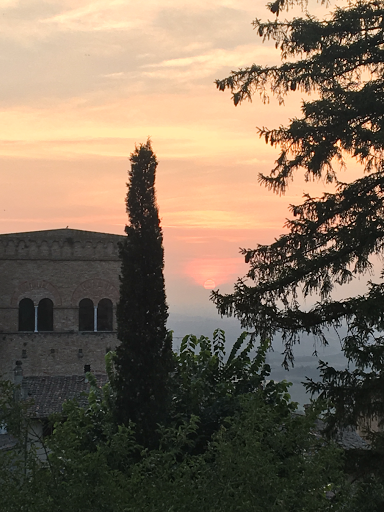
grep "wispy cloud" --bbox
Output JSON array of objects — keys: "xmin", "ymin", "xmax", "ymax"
[
  {"xmin": 164, "ymin": 210, "xmax": 261, "ymax": 229},
  {"xmin": 102, "ymin": 72, "xmax": 125, "ymax": 79},
  {"xmin": 0, "ymin": 0, "xmax": 326, "ymax": 300},
  {"xmin": 143, "ymin": 54, "xmax": 216, "ymax": 69},
  {"xmin": 141, "ymin": 46, "xmax": 277, "ymax": 79},
  {"xmin": 238, "ymin": 157, "xmax": 276, "ymax": 165},
  {"xmin": 39, "ymin": 1, "xmax": 141, "ymax": 32},
  {"xmin": 0, "ymin": 0, "xmax": 19, "ymax": 7}
]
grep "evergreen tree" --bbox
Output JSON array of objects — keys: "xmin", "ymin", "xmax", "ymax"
[
  {"xmin": 211, "ymin": 0, "xmax": 384, "ymax": 431},
  {"xmin": 115, "ymin": 139, "xmax": 172, "ymax": 445}
]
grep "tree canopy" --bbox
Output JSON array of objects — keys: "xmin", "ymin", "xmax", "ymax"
[
  {"xmin": 212, "ymin": 0, "xmax": 384, "ymax": 436},
  {"xmin": 114, "ymin": 139, "xmax": 172, "ymax": 445},
  {"xmin": 0, "ymin": 343, "xmax": 354, "ymax": 512}
]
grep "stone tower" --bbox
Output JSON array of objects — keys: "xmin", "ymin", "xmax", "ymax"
[{"xmin": 0, "ymin": 228, "xmax": 124, "ymax": 380}]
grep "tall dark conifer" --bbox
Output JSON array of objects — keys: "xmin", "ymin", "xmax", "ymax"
[{"xmin": 115, "ymin": 139, "xmax": 172, "ymax": 445}]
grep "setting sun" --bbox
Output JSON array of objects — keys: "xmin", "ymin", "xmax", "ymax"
[{"xmin": 185, "ymin": 258, "xmax": 244, "ymax": 288}]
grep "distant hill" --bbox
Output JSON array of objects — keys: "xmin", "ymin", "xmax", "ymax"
[{"xmin": 168, "ymin": 311, "xmax": 349, "ymax": 408}]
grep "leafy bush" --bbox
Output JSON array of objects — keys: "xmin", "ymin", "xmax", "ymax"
[{"xmin": 0, "ymin": 332, "xmax": 354, "ymax": 511}]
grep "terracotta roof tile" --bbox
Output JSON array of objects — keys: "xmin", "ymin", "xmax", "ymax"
[{"xmin": 24, "ymin": 374, "xmax": 108, "ymax": 418}]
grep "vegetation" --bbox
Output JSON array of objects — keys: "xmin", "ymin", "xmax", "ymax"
[
  {"xmin": 212, "ymin": 0, "xmax": 384, "ymax": 439},
  {"xmin": 0, "ymin": 336, "xmax": 352, "ymax": 512},
  {"xmin": 5, "ymin": 1, "xmax": 384, "ymax": 507},
  {"xmin": 114, "ymin": 139, "xmax": 172, "ymax": 446}
]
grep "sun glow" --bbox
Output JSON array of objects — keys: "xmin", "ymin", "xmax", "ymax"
[{"xmin": 185, "ymin": 257, "xmax": 244, "ymax": 288}]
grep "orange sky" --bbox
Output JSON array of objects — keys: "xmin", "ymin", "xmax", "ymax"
[{"xmin": 0, "ymin": 0, "xmax": 358, "ymax": 326}]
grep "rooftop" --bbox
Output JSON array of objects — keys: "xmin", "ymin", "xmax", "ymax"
[
  {"xmin": 0, "ymin": 228, "xmax": 124, "ymax": 241},
  {"xmin": 24, "ymin": 374, "xmax": 109, "ymax": 418}
]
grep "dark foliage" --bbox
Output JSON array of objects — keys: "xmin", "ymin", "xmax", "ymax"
[
  {"xmin": 214, "ymin": 172, "xmax": 384, "ymax": 366},
  {"xmin": 0, "ymin": 360, "xmax": 349, "ymax": 512},
  {"xmin": 212, "ymin": 0, "xmax": 384, "ymax": 441},
  {"xmin": 114, "ymin": 139, "xmax": 172, "ymax": 446},
  {"xmin": 216, "ymin": 0, "xmax": 384, "ymax": 191},
  {"xmin": 170, "ymin": 331, "xmax": 273, "ymax": 453}
]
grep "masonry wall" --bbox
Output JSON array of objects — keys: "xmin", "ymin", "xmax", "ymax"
[
  {"xmin": 0, "ymin": 332, "xmax": 118, "ymax": 380},
  {"xmin": 0, "ymin": 229, "xmax": 124, "ymax": 380}
]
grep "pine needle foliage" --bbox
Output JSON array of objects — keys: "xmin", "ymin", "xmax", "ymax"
[
  {"xmin": 212, "ymin": 0, "xmax": 384, "ymax": 432},
  {"xmin": 114, "ymin": 139, "xmax": 172, "ymax": 446},
  {"xmin": 216, "ymin": 0, "xmax": 384, "ymax": 192}
]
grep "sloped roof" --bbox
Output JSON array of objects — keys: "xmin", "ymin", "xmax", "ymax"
[
  {"xmin": 24, "ymin": 374, "xmax": 109, "ymax": 418},
  {"xmin": 335, "ymin": 427, "xmax": 369, "ymax": 450},
  {"xmin": 315, "ymin": 418, "xmax": 369, "ymax": 451}
]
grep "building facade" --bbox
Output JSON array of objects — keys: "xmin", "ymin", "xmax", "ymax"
[{"xmin": 0, "ymin": 228, "xmax": 124, "ymax": 380}]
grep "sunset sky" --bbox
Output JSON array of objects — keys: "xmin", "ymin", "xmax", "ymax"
[{"xmin": 0, "ymin": 0, "xmax": 356, "ymax": 346}]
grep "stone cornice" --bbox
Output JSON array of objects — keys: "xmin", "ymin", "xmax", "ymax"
[{"xmin": 0, "ymin": 229, "xmax": 125, "ymax": 260}]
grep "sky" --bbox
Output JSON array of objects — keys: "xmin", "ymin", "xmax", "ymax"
[{"xmin": 0, "ymin": 0, "xmax": 361, "ymax": 380}]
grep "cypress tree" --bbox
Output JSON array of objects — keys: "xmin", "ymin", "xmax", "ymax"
[{"xmin": 115, "ymin": 139, "xmax": 172, "ymax": 446}]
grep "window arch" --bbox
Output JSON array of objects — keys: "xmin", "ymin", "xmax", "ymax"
[
  {"xmin": 79, "ymin": 298, "xmax": 94, "ymax": 331},
  {"xmin": 97, "ymin": 298, "xmax": 113, "ymax": 331},
  {"xmin": 38, "ymin": 298, "xmax": 53, "ymax": 331},
  {"xmin": 18, "ymin": 298, "xmax": 34, "ymax": 332}
]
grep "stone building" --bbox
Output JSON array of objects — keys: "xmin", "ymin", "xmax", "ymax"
[{"xmin": 0, "ymin": 228, "xmax": 124, "ymax": 381}]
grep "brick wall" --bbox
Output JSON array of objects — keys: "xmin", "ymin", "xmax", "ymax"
[{"xmin": 0, "ymin": 228, "xmax": 124, "ymax": 380}]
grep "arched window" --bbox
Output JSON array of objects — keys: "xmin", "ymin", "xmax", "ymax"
[
  {"xmin": 97, "ymin": 298, "xmax": 113, "ymax": 331},
  {"xmin": 18, "ymin": 298, "xmax": 34, "ymax": 331},
  {"xmin": 38, "ymin": 298, "xmax": 53, "ymax": 331},
  {"xmin": 79, "ymin": 299, "xmax": 94, "ymax": 331}
]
